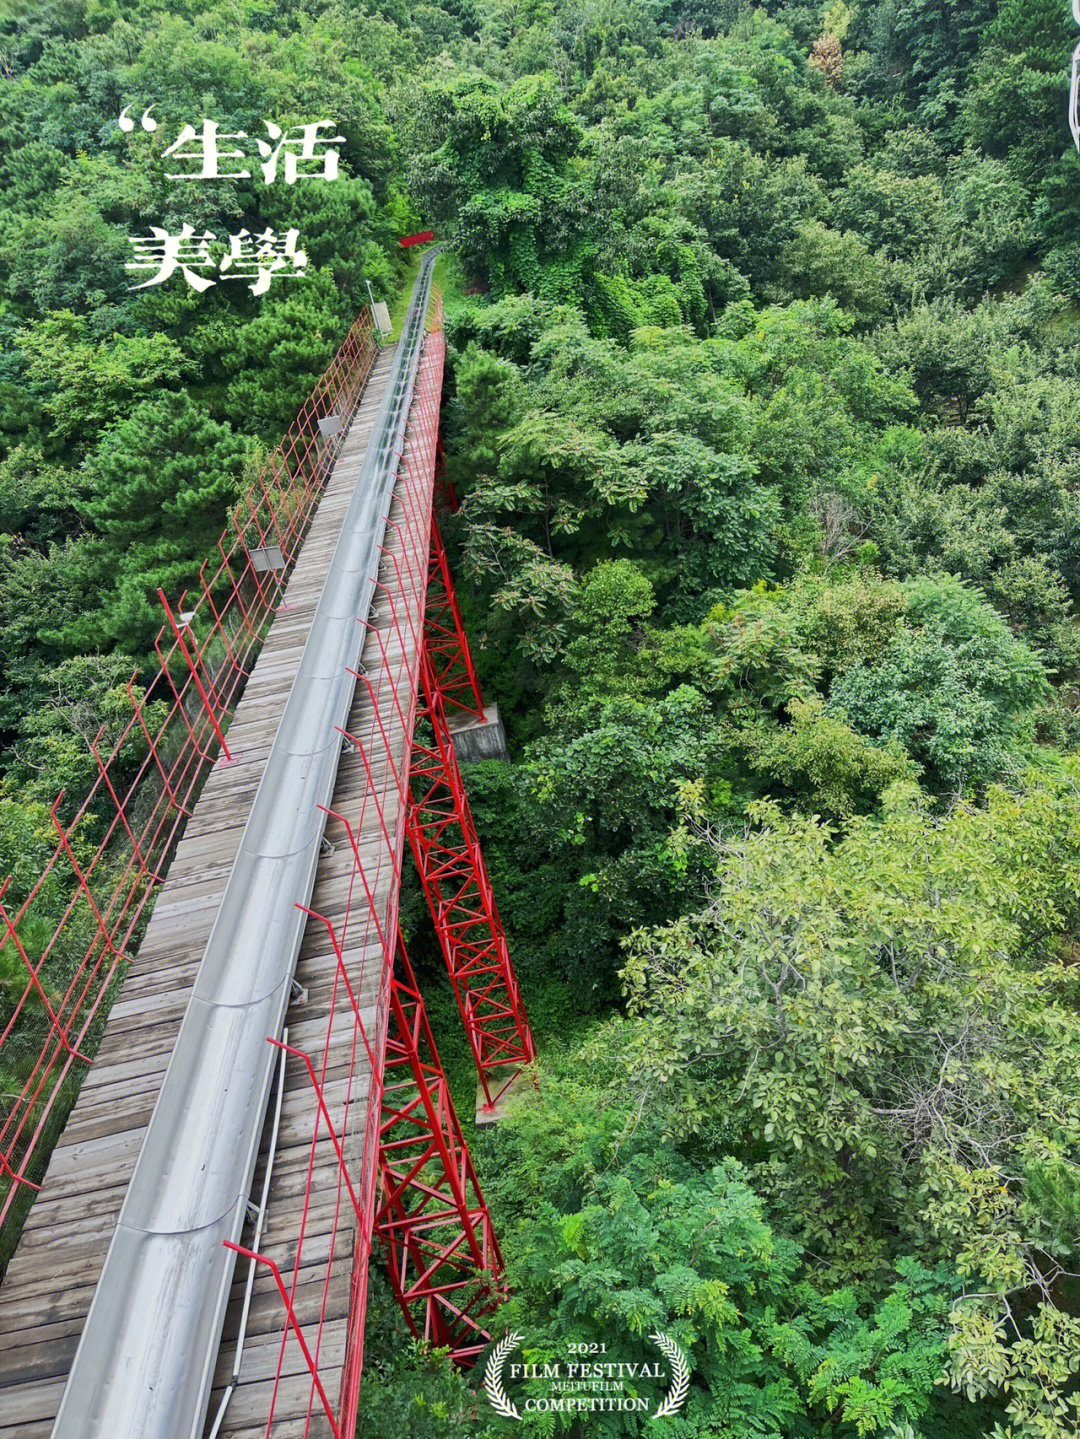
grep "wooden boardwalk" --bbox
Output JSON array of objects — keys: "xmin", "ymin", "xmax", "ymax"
[{"xmin": 0, "ymin": 339, "xmax": 429, "ymax": 1439}]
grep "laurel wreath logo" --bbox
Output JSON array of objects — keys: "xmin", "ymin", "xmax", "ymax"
[
  {"xmin": 482, "ymin": 1330, "xmax": 690, "ymax": 1422},
  {"xmin": 649, "ymin": 1331, "xmax": 691, "ymax": 1419},
  {"xmin": 484, "ymin": 1330, "xmax": 523, "ymax": 1420}
]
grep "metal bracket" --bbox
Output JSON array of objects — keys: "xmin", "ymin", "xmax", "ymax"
[
  {"xmin": 290, "ymin": 978, "xmax": 308, "ymax": 1004},
  {"xmin": 319, "ymin": 836, "xmax": 335, "ymax": 857}
]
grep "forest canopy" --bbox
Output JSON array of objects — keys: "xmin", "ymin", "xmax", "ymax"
[{"xmin": 3, "ymin": 0, "xmax": 1080, "ymax": 1435}]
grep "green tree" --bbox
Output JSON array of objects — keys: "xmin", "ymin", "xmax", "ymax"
[
  {"xmin": 16, "ymin": 313, "xmax": 189, "ymax": 452},
  {"xmin": 828, "ymin": 575, "xmax": 1048, "ymax": 793},
  {"xmin": 482, "ymin": 1051, "xmax": 969, "ymax": 1436},
  {"xmin": 407, "ymin": 73, "xmax": 588, "ymax": 294},
  {"xmin": 624, "ymin": 771, "xmax": 1080, "ymax": 1433},
  {"xmin": 71, "ymin": 391, "xmax": 247, "ymax": 648}
]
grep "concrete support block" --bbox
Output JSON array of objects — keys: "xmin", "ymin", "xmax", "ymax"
[
  {"xmin": 475, "ymin": 1067, "xmax": 531, "ymax": 1124},
  {"xmin": 447, "ymin": 702, "xmax": 509, "ymax": 764}
]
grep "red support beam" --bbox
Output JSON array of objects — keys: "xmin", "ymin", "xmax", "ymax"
[
  {"xmin": 374, "ymin": 933, "xmax": 505, "ymax": 1361},
  {"xmin": 232, "ymin": 303, "xmax": 516, "ymax": 1427},
  {"xmin": 423, "ymin": 516, "xmax": 486, "ymax": 723},
  {"xmin": 406, "ymin": 632, "xmax": 535, "ymax": 1117}
]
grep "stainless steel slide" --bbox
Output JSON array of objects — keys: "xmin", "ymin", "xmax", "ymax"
[{"xmin": 53, "ymin": 250, "xmax": 440, "ymax": 1439}]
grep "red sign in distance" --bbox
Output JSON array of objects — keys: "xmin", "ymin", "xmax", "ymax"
[{"xmin": 400, "ymin": 230, "xmax": 435, "ymax": 247}]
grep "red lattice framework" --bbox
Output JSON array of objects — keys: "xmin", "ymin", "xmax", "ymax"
[
  {"xmin": 230, "ymin": 293, "xmax": 534, "ymax": 1439},
  {"xmin": 414, "ymin": 490, "xmax": 536, "ymax": 1112},
  {"xmin": 0, "ymin": 309, "xmax": 380, "ymax": 1236},
  {"xmin": 423, "ymin": 516, "xmax": 484, "ymax": 721},
  {"xmin": 407, "ymin": 628, "xmax": 536, "ymax": 1114}
]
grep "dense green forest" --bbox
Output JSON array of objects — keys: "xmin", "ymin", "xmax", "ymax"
[{"xmin": 4, "ymin": 0, "xmax": 1080, "ymax": 1433}]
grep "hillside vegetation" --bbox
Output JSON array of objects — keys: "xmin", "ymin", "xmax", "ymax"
[{"xmin": 3, "ymin": 0, "xmax": 1080, "ymax": 1434}]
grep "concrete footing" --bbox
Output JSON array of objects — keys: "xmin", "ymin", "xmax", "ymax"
[
  {"xmin": 475, "ymin": 1065, "xmax": 532, "ymax": 1125},
  {"xmin": 448, "ymin": 702, "xmax": 509, "ymax": 763}
]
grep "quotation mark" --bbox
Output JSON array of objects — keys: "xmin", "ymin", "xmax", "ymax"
[{"xmin": 118, "ymin": 105, "xmax": 157, "ymax": 132}]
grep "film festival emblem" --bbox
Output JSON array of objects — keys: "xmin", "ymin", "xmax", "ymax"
[{"xmin": 484, "ymin": 1332, "xmax": 690, "ymax": 1422}]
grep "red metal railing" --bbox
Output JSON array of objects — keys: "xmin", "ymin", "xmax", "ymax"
[{"xmin": 0, "ymin": 308, "xmax": 379, "ymax": 1238}]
